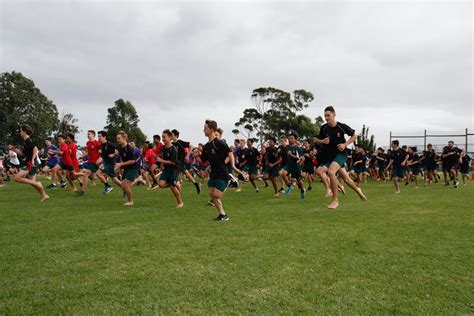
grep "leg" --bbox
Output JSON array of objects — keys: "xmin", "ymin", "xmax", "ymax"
[
  {"xmin": 170, "ymin": 185, "xmax": 184, "ymax": 208},
  {"xmin": 121, "ymin": 179, "xmax": 133, "ymax": 205}
]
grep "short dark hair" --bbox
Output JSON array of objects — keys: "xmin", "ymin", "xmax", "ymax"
[
  {"xmin": 392, "ymin": 140, "xmax": 399, "ymax": 146},
  {"xmin": 171, "ymin": 129, "xmax": 179, "ymax": 137},
  {"xmin": 247, "ymin": 138, "xmax": 254, "ymax": 144},
  {"xmin": 88, "ymin": 130, "xmax": 96, "ymax": 136},
  {"xmin": 45, "ymin": 137, "xmax": 53, "ymax": 142},
  {"xmin": 57, "ymin": 134, "xmax": 66, "ymax": 140},
  {"xmin": 153, "ymin": 134, "xmax": 161, "ymax": 141},
  {"xmin": 205, "ymin": 119, "xmax": 218, "ymax": 131},
  {"xmin": 148, "ymin": 143, "xmax": 154, "ymax": 149},
  {"xmin": 98, "ymin": 131, "xmax": 107, "ymax": 138},
  {"xmin": 268, "ymin": 136, "xmax": 277, "ymax": 143},
  {"xmin": 67, "ymin": 133, "xmax": 75, "ymax": 140},
  {"xmin": 324, "ymin": 106, "xmax": 335, "ymax": 114},
  {"xmin": 163, "ymin": 129, "xmax": 173, "ymax": 137},
  {"xmin": 21, "ymin": 124, "xmax": 33, "ymax": 136},
  {"xmin": 289, "ymin": 132, "xmax": 299, "ymax": 139}
]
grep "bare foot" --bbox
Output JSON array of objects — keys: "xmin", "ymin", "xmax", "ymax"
[
  {"xmin": 274, "ymin": 193, "xmax": 280, "ymax": 197},
  {"xmin": 40, "ymin": 194, "xmax": 50, "ymax": 202},
  {"xmin": 338, "ymin": 185, "xmax": 346, "ymax": 196},
  {"xmin": 176, "ymin": 203, "xmax": 184, "ymax": 208},
  {"xmin": 124, "ymin": 201, "xmax": 134, "ymax": 206},
  {"xmin": 356, "ymin": 188, "xmax": 367, "ymax": 202},
  {"xmin": 325, "ymin": 190, "xmax": 332, "ymax": 197},
  {"xmin": 235, "ymin": 188, "xmax": 242, "ymax": 192},
  {"xmin": 395, "ymin": 191, "xmax": 400, "ymax": 194},
  {"xmin": 327, "ymin": 201, "xmax": 339, "ymax": 209}
]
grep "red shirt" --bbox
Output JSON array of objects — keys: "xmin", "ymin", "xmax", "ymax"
[
  {"xmin": 69, "ymin": 142, "xmax": 79, "ymax": 171},
  {"xmin": 154, "ymin": 143, "xmax": 164, "ymax": 157},
  {"xmin": 60, "ymin": 143, "xmax": 73, "ymax": 166},
  {"xmin": 87, "ymin": 140, "xmax": 101, "ymax": 164},
  {"xmin": 145, "ymin": 149, "xmax": 156, "ymax": 166}
]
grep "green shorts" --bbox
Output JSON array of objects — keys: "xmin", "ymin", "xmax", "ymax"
[
  {"xmin": 178, "ymin": 162, "xmax": 188, "ymax": 172},
  {"xmin": 392, "ymin": 166, "xmax": 404, "ymax": 178},
  {"xmin": 265, "ymin": 166, "xmax": 280, "ymax": 177},
  {"xmin": 123, "ymin": 168, "xmax": 138, "ymax": 181},
  {"xmin": 244, "ymin": 165, "xmax": 259, "ymax": 175},
  {"xmin": 352, "ymin": 166, "xmax": 364, "ymax": 175},
  {"xmin": 59, "ymin": 162, "xmax": 74, "ymax": 171},
  {"xmin": 409, "ymin": 166, "xmax": 421, "ymax": 175},
  {"xmin": 21, "ymin": 161, "xmax": 39, "ymax": 176},
  {"xmin": 103, "ymin": 163, "xmax": 116, "ymax": 178},
  {"xmin": 322, "ymin": 153, "xmax": 348, "ymax": 168},
  {"xmin": 208, "ymin": 178, "xmax": 228, "ymax": 192},
  {"xmin": 87, "ymin": 163, "xmax": 99, "ymax": 173},
  {"xmin": 160, "ymin": 168, "xmax": 179, "ymax": 185},
  {"xmin": 287, "ymin": 166, "xmax": 302, "ymax": 181}
]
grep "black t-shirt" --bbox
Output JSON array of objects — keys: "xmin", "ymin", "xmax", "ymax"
[
  {"xmin": 101, "ymin": 142, "xmax": 117, "ymax": 165},
  {"xmin": 318, "ymin": 122, "xmax": 355, "ymax": 157},
  {"xmin": 279, "ymin": 145, "xmax": 289, "ymax": 166},
  {"xmin": 303, "ymin": 148, "xmax": 314, "ymax": 168},
  {"xmin": 376, "ymin": 153, "xmax": 386, "ymax": 164},
  {"xmin": 201, "ymin": 138, "xmax": 231, "ymax": 180},
  {"xmin": 22, "ymin": 137, "xmax": 36, "ymax": 162},
  {"xmin": 352, "ymin": 152, "xmax": 363, "ymax": 167},
  {"xmin": 266, "ymin": 147, "xmax": 280, "ymax": 165},
  {"xmin": 244, "ymin": 147, "xmax": 260, "ymax": 166},
  {"xmin": 236, "ymin": 147, "xmax": 246, "ymax": 167},
  {"xmin": 448, "ymin": 147, "xmax": 461, "ymax": 165},
  {"xmin": 390, "ymin": 148, "xmax": 408, "ymax": 167},
  {"xmin": 410, "ymin": 153, "xmax": 420, "ymax": 166},
  {"xmin": 173, "ymin": 140, "xmax": 190, "ymax": 163},
  {"xmin": 162, "ymin": 145, "xmax": 179, "ymax": 170},
  {"xmin": 423, "ymin": 149, "xmax": 435, "ymax": 166},
  {"xmin": 118, "ymin": 144, "xmax": 137, "ymax": 171},
  {"xmin": 461, "ymin": 155, "xmax": 471, "ymax": 170}
]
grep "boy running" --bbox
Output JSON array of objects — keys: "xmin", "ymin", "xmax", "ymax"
[
  {"xmin": 96, "ymin": 130, "xmax": 122, "ymax": 193},
  {"xmin": 314, "ymin": 106, "xmax": 367, "ymax": 209},
  {"xmin": 81, "ymin": 130, "xmax": 102, "ymax": 195},
  {"xmin": 386, "ymin": 140, "xmax": 409, "ymax": 194},
  {"xmin": 14, "ymin": 125, "xmax": 49, "ymax": 202},
  {"xmin": 197, "ymin": 119, "xmax": 247, "ymax": 221},
  {"xmin": 115, "ymin": 131, "xmax": 138, "ymax": 206},
  {"xmin": 171, "ymin": 129, "xmax": 201, "ymax": 194},
  {"xmin": 263, "ymin": 136, "xmax": 282, "ymax": 196},
  {"xmin": 156, "ymin": 129, "xmax": 184, "ymax": 208},
  {"xmin": 283, "ymin": 132, "xmax": 306, "ymax": 199}
]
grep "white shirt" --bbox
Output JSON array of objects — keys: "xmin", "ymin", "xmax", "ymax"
[{"xmin": 8, "ymin": 150, "xmax": 20, "ymax": 165}]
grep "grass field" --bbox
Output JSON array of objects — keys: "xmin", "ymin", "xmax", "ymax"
[{"xmin": 0, "ymin": 177, "xmax": 473, "ymax": 314}]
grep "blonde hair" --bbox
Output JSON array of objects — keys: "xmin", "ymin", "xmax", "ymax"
[{"xmin": 117, "ymin": 131, "xmax": 128, "ymax": 140}]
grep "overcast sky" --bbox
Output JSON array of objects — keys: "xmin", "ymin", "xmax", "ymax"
[{"xmin": 1, "ymin": 0, "xmax": 472, "ymax": 149}]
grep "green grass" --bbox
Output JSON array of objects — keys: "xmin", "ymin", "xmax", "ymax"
[{"xmin": 0, "ymin": 177, "xmax": 473, "ymax": 314}]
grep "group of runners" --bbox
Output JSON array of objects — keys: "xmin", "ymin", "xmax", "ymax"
[{"xmin": 1, "ymin": 106, "xmax": 471, "ymax": 221}]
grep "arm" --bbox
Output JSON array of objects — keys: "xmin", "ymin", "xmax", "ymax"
[{"xmin": 338, "ymin": 134, "xmax": 356, "ymax": 152}]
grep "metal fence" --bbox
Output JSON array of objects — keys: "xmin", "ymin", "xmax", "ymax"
[{"xmin": 388, "ymin": 128, "xmax": 474, "ymax": 155}]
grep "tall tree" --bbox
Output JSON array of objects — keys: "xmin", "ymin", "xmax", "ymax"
[
  {"xmin": 104, "ymin": 99, "xmax": 146, "ymax": 144},
  {"xmin": 357, "ymin": 125, "xmax": 376, "ymax": 152},
  {"xmin": 233, "ymin": 87, "xmax": 319, "ymax": 145},
  {"xmin": 0, "ymin": 71, "xmax": 59, "ymax": 145},
  {"xmin": 55, "ymin": 112, "xmax": 80, "ymax": 139}
]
